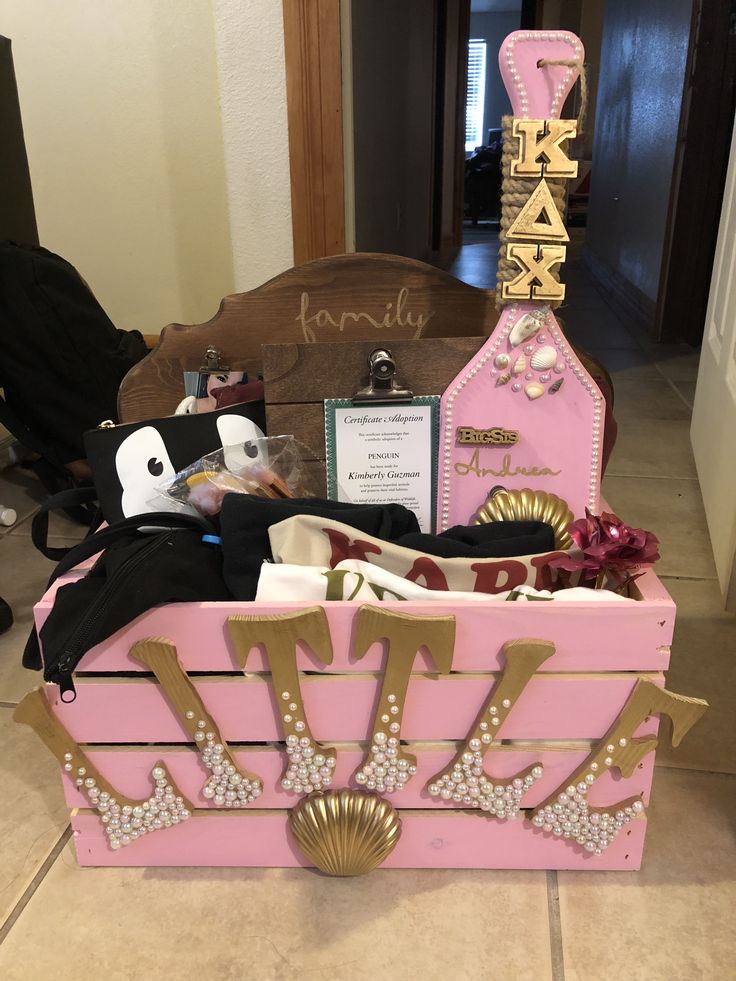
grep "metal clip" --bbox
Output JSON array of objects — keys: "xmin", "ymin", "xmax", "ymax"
[
  {"xmin": 352, "ymin": 348, "xmax": 413, "ymax": 404},
  {"xmin": 199, "ymin": 345, "xmax": 230, "ymax": 374}
]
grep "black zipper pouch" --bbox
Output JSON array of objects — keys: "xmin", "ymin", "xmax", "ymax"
[
  {"xmin": 23, "ymin": 512, "xmax": 231, "ymax": 699},
  {"xmin": 83, "ymin": 401, "xmax": 266, "ymax": 524}
]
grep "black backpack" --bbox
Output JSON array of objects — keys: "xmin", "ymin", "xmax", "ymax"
[{"xmin": 0, "ymin": 241, "xmax": 148, "ymax": 502}]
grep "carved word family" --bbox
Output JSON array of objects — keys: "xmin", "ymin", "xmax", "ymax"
[
  {"xmin": 15, "ymin": 607, "xmax": 706, "ymax": 857},
  {"xmin": 501, "ymin": 119, "xmax": 578, "ymax": 304},
  {"xmin": 297, "ymin": 288, "xmax": 434, "ymax": 342}
]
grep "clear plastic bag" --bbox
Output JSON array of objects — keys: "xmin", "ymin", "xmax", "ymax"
[{"xmin": 152, "ymin": 435, "xmax": 321, "ymax": 518}]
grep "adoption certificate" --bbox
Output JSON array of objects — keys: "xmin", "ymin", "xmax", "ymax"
[{"xmin": 325, "ymin": 397, "xmax": 439, "ymax": 532}]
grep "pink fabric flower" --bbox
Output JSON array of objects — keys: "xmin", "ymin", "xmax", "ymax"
[{"xmin": 548, "ymin": 509, "xmax": 660, "ymax": 589}]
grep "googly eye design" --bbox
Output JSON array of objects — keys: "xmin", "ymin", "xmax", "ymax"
[
  {"xmin": 216, "ymin": 413, "xmax": 266, "ymax": 471},
  {"xmin": 115, "ymin": 427, "xmax": 176, "ymax": 517}
]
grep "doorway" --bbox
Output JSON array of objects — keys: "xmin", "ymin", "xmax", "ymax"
[
  {"xmin": 462, "ymin": 1, "xmax": 521, "ymax": 248},
  {"xmin": 334, "ymin": 0, "xmax": 735, "ymax": 346}
]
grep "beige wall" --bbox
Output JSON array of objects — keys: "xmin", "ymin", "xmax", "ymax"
[
  {"xmin": 211, "ymin": 0, "xmax": 294, "ymax": 293},
  {"xmin": 3, "ymin": 0, "xmax": 294, "ymax": 334}
]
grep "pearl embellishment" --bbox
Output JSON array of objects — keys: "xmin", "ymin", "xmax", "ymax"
[
  {"xmin": 428, "ymin": 762, "xmax": 544, "ymax": 819},
  {"xmin": 532, "ymin": 787, "xmax": 645, "ymax": 855},
  {"xmin": 79, "ymin": 763, "xmax": 191, "ymax": 851}
]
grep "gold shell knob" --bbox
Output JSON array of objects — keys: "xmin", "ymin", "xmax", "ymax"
[
  {"xmin": 288, "ymin": 789, "xmax": 402, "ymax": 876},
  {"xmin": 473, "ymin": 487, "xmax": 574, "ymax": 551}
]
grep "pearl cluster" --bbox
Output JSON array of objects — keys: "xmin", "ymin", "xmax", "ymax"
[
  {"xmin": 439, "ymin": 304, "xmax": 603, "ymax": 530},
  {"xmin": 532, "ymin": 772, "xmax": 645, "ymax": 853},
  {"xmin": 354, "ymin": 708, "xmax": 417, "ymax": 793},
  {"xmin": 202, "ymin": 739, "xmax": 261, "ymax": 806},
  {"xmin": 66, "ymin": 754, "xmax": 191, "ymax": 850},
  {"xmin": 278, "ymin": 689, "xmax": 335, "ymax": 794},
  {"xmin": 184, "ymin": 710, "xmax": 261, "ymax": 806},
  {"xmin": 282, "ymin": 733, "xmax": 336, "ymax": 793},
  {"xmin": 428, "ymin": 753, "xmax": 543, "ymax": 818},
  {"xmin": 504, "ymin": 32, "xmax": 583, "ymax": 118}
]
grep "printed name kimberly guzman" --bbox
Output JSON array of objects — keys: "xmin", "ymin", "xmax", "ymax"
[{"xmin": 347, "ymin": 471, "xmax": 420, "ymax": 480}]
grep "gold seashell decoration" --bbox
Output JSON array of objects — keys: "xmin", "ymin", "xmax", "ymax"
[
  {"xmin": 473, "ymin": 487, "xmax": 575, "ymax": 550},
  {"xmin": 494, "ymin": 353, "xmax": 510, "ymax": 369},
  {"xmin": 289, "ymin": 789, "xmax": 402, "ymax": 876},
  {"xmin": 512, "ymin": 353, "xmax": 527, "ymax": 376},
  {"xmin": 525, "ymin": 382, "xmax": 545, "ymax": 400},
  {"xmin": 495, "ymin": 372, "xmax": 511, "ymax": 387}
]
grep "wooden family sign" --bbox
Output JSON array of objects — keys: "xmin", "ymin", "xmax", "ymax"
[{"xmin": 117, "ymin": 255, "xmax": 499, "ymax": 424}]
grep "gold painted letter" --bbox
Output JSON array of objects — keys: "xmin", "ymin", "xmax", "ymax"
[
  {"xmin": 510, "ymin": 118, "xmax": 578, "ymax": 178},
  {"xmin": 530, "ymin": 680, "xmax": 708, "ymax": 853},
  {"xmin": 427, "ymin": 639, "xmax": 555, "ymax": 817},
  {"xmin": 228, "ymin": 607, "xmax": 336, "ymax": 794},
  {"xmin": 352, "ymin": 605, "xmax": 455, "ymax": 792},
  {"xmin": 14, "ymin": 687, "xmax": 193, "ymax": 850},
  {"xmin": 130, "ymin": 638, "xmax": 263, "ymax": 806},
  {"xmin": 501, "ymin": 243, "xmax": 567, "ymax": 302}
]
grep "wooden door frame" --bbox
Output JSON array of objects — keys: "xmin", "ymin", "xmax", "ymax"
[
  {"xmin": 431, "ymin": 0, "xmax": 471, "ymax": 254},
  {"xmin": 282, "ymin": 0, "xmax": 346, "ymax": 265}
]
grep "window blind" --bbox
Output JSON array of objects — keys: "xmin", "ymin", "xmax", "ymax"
[{"xmin": 466, "ymin": 39, "xmax": 487, "ymax": 152}]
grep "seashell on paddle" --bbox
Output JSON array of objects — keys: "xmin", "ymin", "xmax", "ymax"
[
  {"xmin": 494, "ymin": 353, "xmax": 510, "ymax": 369},
  {"xmin": 509, "ymin": 312, "xmax": 544, "ymax": 347},
  {"xmin": 289, "ymin": 789, "xmax": 402, "ymax": 876},
  {"xmin": 473, "ymin": 487, "xmax": 575, "ymax": 549},
  {"xmin": 548, "ymin": 377, "xmax": 564, "ymax": 394},
  {"xmin": 512, "ymin": 354, "xmax": 527, "ymax": 376},
  {"xmin": 525, "ymin": 382, "xmax": 545, "ymax": 400},
  {"xmin": 530, "ymin": 345, "xmax": 557, "ymax": 371},
  {"xmin": 495, "ymin": 372, "xmax": 511, "ymax": 387}
]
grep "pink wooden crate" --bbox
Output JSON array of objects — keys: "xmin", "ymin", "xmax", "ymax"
[
  {"xmin": 70, "ymin": 810, "xmax": 649, "ymax": 871},
  {"xmin": 34, "ymin": 570, "xmax": 675, "ymax": 872},
  {"xmin": 51, "ymin": 673, "xmax": 663, "ymax": 743},
  {"xmin": 34, "ymin": 568, "xmax": 674, "ymax": 674},
  {"xmin": 61, "ymin": 742, "xmax": 657, "ymax": 810}
]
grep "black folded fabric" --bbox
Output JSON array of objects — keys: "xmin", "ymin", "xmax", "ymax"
[
  {"xmin": 399, "ymin": 521, "xmax": 555, "ymax": 559},
  {"xmin": 219, "ymin": 495, "xmax": 420, "ymax": 600},
  {"xmin": 219, "ymin": 494, "xmax": 554, "ymax": 600},
  {"xmin": 26, "ymin": 530, "xmax": 232, "ymax": 699}
]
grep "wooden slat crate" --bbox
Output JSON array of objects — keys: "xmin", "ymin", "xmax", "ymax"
[{"xmin": 29, "ymin": 568, "xmax": 679, "ymax": 870}]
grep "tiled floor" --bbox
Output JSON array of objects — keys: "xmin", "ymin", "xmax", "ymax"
[{"xmin": 0, "ymin": 253, "xmax": 734, "ymax": 978}]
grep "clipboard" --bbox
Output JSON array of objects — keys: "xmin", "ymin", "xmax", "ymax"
[{"xmin": 324, "ymin": 348, "xmax": 440, "ymax": 532}]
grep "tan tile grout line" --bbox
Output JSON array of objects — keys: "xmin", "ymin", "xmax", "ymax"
[
  {"xmin": 659, "ymin": 574, "xmax": 719, "ymax": 582},
  {"xmin": 546, "ymin": 870, "xmax": 566, "ymax": 981},
  {"xmin": 605, "ymin": 472, "xmax": 699, "ymax": 481},
  {"xmin": 658, "ymin": 373, "xmax": 697, "ymax": 412},
  {"xmin": 0, "ymin": 825, "xmax": 71, "ymax": 946},
  {"xmin": 0, "ymin": 701, "xmax": 18, "ymax": 709},
  {"xmin": 656, "ymin": 763, "xmax": 736, "ymax": 779}
]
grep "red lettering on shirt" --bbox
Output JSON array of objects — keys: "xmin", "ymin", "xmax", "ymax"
[{"xmin": 322, "ymin": 528, "xmax": 382, "ymax": 567}]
